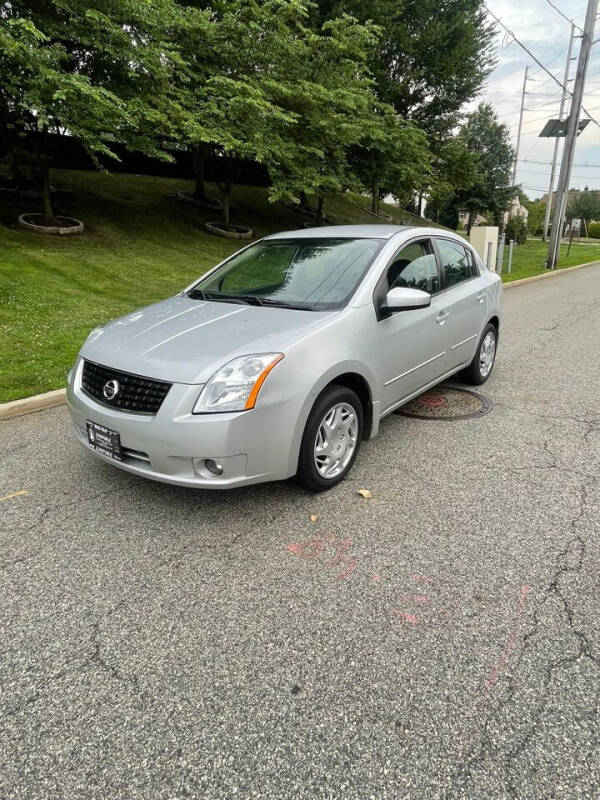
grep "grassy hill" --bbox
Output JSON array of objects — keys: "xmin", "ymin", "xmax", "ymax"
[{"xmin": 0, "ymin": 169, "xmax": 441, "ymax": 402}]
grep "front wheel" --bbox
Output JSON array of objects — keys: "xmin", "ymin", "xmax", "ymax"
[
  {"xmin": 296, "ymin": 385, "xmax": 363, "ymax": 492},
  {"xmin": 460, "ymin": 322, "xmax": 498, "ymax": 385}
]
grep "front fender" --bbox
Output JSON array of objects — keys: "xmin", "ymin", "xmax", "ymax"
[{"xmin": 285, "ymin": 359, "xmax": 379, "ymax": 477}]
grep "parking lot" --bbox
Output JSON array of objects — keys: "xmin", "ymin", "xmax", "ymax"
[{"xmin": 2, "ymin": 266, "xmax": 600, "ymax": 799}]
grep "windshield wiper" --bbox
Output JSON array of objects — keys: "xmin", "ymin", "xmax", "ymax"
[
  {"xmin": 188, "ymin": 289, "xmax": 312, "ymax": 310},
  {"xmin": 188, "ymin": 289, "xmax": 258, "ymax": 305},
  {"xmin": 256, "ymin": 298, "xmax": 314, "ymax": 310}
]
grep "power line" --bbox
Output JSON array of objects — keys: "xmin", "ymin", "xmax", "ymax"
[
  {"xmin": 543, "ymin": 0, "xmax": 583, "ymax": 31},
  {"xmin": 484, "ymin": 4, "xmax": 600, "ymax": 126},
  {"xmin": 520, "ymin": 158, "xmax": 600, "ymax": 167},
  {"xmin": 528, "ymin": 46, "xmax": 569, "ymax": 78}
]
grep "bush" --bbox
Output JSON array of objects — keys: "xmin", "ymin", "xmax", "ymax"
[
  {"xmin": 504, "ymin": 216, "xmax": 527, "ymax": 244},
  {"xmin": 587, "ymin": 221, "xmax": 600, "ymax": 239}
]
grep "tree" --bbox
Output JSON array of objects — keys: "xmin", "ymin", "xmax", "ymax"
[
  {"xmin": 567, "ymin": 190, "xmax": 600, "ymax": 227},
  {"xmin": 425, "ymin": 138, "xmax": 479, "ymax": 226},
  {"xmin": 453, "ymin": 103, "xmax": 514, "ymax": 233},
  {"xmin": 266, "ymin": 12, "xmax": 388, "ymax": 224},
  {"xmin": 318, "ymin": 0, "xmax": 495, "ymax": 136},
  {"xmin": 317, "ymin": 0, "xmax": 495, "ymax": 212},
  {"xmin": 178, "ymin": 2, "xmax": 385, "ymax": 228},
  {"xmin": 351, "ymin": 109, "xmax": 432, "ymax": 217},
  {"xmin": 515, "ymin": 191, "xmax": 545, "ymax": 237},
  {"xmin": 178, "ymin": 0, "xmax": 310, "ymax": 228},
  {"xmin": 0, "ymin": 0, "xmax": 185, "ymax": 223}
]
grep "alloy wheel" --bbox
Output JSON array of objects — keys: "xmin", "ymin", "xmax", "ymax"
[
  {"xmin": 479, "ymin": 330, "xmax": 496, "ymax": 378},
  {"xmin": 313, "ymin": 402, "xmax": 358, "ymax": 479}
]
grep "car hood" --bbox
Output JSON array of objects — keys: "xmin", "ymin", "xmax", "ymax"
[{"xmin": 80, "ymin": 294, "xmax": 336, "ymax": 384}]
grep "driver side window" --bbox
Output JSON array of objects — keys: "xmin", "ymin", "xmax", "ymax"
[{"xmin": 386, "ymin": 241, "xmax": 440, "ymax": 295}]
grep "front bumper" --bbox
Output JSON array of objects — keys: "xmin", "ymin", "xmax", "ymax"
[{"xmin": 66, "ymin": 358, "xmax": 302, "ymax": 489}]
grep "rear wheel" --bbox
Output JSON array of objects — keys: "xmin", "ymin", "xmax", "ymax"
[
  {"xmin": 296, "ymin": 385, "xmax": 363, "ymax": 492},
  {"xmin": 460, "ymin": 322, "xmax": 497, "ymax": 385}
]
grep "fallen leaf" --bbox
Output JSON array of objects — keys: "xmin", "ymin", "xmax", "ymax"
[
  {"xmin": 310, "ymin": 514, "xmax": 318, "ymax": 522},
  {"xmin": 356, "ymin": 489, "xmax": 372, "ymax": 499},
  {"xmin": 0, "ymin": 489, "xmax": 28, "ymax": 502}
]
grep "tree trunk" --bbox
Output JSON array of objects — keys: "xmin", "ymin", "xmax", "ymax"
[
  {"xmin": 41, "ymin": 125, "xmax": 55, "ymax": 225},
  {"xmin": 192, "ymin": 145, "xmax": 207, "ymax": 202},
  {"xmin": 299, "ymin": 191, "xmax": 307, "ymax": 209},
  {"xmin": 216, "ymin": 158, "xmax": 234, "ymax": 228},
  {"xmin": 316, "ymin": 194, "xmax": 324, "ymax": 226},
  {"xmin": 371, "ymin": 181, "xmax": 380, "ymax": 216},
  {"xmin": 221, "ymin": 189, "xmax": 231, "ymax": 228},
  {"xmin": 466, "ymin": 210, "xmax": 474, "ymax": 235}
]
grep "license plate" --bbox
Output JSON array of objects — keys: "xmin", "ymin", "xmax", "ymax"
[{"xmin": 86, "ymin": 420, "xmax": 123, "ymax": 461}]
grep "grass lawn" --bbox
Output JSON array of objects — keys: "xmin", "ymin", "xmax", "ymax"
[
  {"xmin": 501, "ymin": 238, "xmax": 600, "ymax": 282},
  {"xmin": 0, "ymin": 169, "xmax": 440, "ymax": 403}
]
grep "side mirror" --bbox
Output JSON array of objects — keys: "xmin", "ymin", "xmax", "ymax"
[{"xmin": 382, "ymin": 286, "xmax": 431, "ymax": 313}]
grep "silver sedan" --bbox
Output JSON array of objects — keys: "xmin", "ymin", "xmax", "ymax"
[{"xmin": 67, "ymin": 225, "xmax": 501, "ymax": 491}]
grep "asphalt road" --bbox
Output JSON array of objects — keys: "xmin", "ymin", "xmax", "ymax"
[{"xmin": 2, "ymin": 267, "xmax": 600, "ymax": 800}]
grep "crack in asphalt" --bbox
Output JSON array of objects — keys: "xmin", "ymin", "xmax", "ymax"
[
  {"xmin": 85, "ymin": 604, "xmax": 140, "ymax": 691},
  {"xmin": 448, "ymin": 459, "xmax": 598, "ymax": 799},
  {"xmin": 0, "ymin": 485, "xmax": 147, "ymax": 574},
  {"xmin": 0, "ymin": 600, "xmax": 139, "ymax": 727}
]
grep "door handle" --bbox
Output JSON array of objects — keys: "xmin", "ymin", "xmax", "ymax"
[
  {"xmin": 476, "ymin": 291, "xmax": 486, "ymax": 304},
  {"xmin": 436, "ymin": 310, "xmax": 449, "ymax": 325}
]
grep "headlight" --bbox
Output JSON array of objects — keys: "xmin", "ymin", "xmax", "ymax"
[{"xmin": 193, "ymin": 353, "xmax": 284, "ymax": 414}]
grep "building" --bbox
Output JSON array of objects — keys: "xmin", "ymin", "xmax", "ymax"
[
  {"xmin": 502, "ymin": 193, "xmax": 529, "ymax": 227},
  {"xmin": 457, "ymin": 209, "xmax": 487, "ymax": 228}
]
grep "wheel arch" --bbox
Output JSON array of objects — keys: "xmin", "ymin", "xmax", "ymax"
[
  {"xmin": 286, "ymin": 364, "xmax": 378, "ymax": 477},
  {"xmin": 322, "ymin": 372, "xmax": 373, "ymax": 441}
]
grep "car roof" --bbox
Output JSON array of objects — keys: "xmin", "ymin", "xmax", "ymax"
[{"xmin": 265, "ymin": 225, "xmax": 413, "ymax": 240}]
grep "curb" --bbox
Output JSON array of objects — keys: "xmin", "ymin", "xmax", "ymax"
[
  {"xmin": 2, "ymin": 258, "xmax": 600, "ymax": 421},
  {"xmin": 0, "ymin": 388, "xmax": 66, "ymax": 421},
  {"xmin": 503, "ymin": 258, "xmax": 600, "ymax": 288}
]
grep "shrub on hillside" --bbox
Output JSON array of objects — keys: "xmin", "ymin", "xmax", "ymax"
[
  {"xmin": 505, "ymin": 216, "xmax": 527, "ymax": 244},
  {"xmin": 587, "ymin": 221, "xmax": 600, "ymax": 239}
]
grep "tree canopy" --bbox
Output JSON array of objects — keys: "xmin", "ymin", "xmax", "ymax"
[
  {"xmin": 452, "ymin": 103, "xmax": 514, "ymax": 231},
  {"xmin": 0, "ymin": 0, "xmax": 186, "ymax": 220},
  {"xmin": 0, "ymin": 0, "xmax": 505, "ymax": 230}
]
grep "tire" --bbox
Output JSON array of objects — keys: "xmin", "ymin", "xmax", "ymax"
[
  {"xmin": 296, "ymin": 385, "xmax": 364, "ymax": 492},
  {"xmin": 460, "ymin": 322, "xmax": 498, "ymax": 385}
]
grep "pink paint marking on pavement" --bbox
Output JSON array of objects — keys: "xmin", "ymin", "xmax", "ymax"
[
  {"xmin": 326, "ymin": 536, "xmax": 352, "ymax": 569},
  {"xmin": 477, "ymin": 585, "xmax": 531, "ymax": 711},
  {"xmin": 396, "ymin": 594, "xmax": 430, "ymax": 605},
  {"xmin": 338, "ymin": 558, "xmax": 358, "ymax": 580},
  {"xmin": 390, "ymin": 609, "xmax": 420, "ymax": 625},
  {"xmin": 410, "ymin": 574, "xmax": 460, "ymax": 621},
  {"xmin": 287, "ymin": 538, "xmax": 324, "ymax": 559},
  {"xmin": 410, "ymin": 574, "xmax": 439, "ymax": 586}
]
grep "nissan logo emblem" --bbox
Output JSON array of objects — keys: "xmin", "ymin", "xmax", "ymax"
[{"xmin": 103, "ymin": 379, "xmax": 120, "ymax": 400}]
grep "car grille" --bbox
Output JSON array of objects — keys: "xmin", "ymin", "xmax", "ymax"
[{"xmin": 81, "ymin": 360, "xmax": 171, "ymax": 414}]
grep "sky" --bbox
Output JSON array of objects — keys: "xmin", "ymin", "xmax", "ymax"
[{"xmin": 476, "ymin": 0, "xmax": 600, "ymax": 198}]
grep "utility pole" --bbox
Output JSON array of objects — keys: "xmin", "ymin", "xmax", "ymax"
[
  {"xmin": 542, "ymin": 22, "xmax": 576, "ymax": 241},
  {"xmin": 547, "ymin": 0, "xmax": 598, "ymax": 269},
  {"xmin": 512, "ymin": 67, "xmax": 529, "ymax": 186}
]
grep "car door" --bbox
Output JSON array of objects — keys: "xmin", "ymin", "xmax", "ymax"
[
  {"xmin": 376, "ymin": 237, "xmax": 452, "ymax": 413},
  {"xmin": 433, "ymin": 237, "xmax": 488, "ymax": 370}
]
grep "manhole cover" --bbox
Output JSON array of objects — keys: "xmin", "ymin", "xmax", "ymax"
[{"xmin": 396, "ymin": 386, "xmax": 492, "ymax": 420}]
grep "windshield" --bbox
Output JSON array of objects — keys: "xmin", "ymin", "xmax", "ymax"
[{"xmin": 188, "ymin": 237, "xmax": 384, "ymax": 310}]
